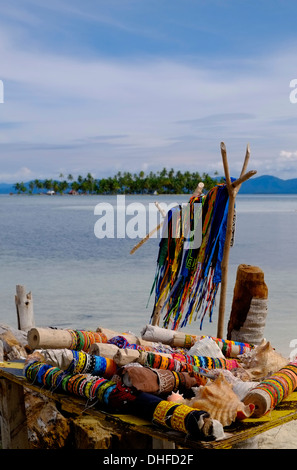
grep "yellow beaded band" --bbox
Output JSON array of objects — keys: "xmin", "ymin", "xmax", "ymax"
[
  {"xmin": 184, "ymin": 335, "xmax": 192, "ymax": 349},
  {"xmin": 74, "ymin": 351, "xmax": 86, "ymax": 373},
  {"xmin": 160, "ymin": 356, "xmax": 169, "ymax": 370},
  {"xmin": 172, "ymin": 371, "xmax": 180, "ymax": 392},
  {"xmin": 153, "ymin": 401, "xmax": 178, "ymax": 428},
  {"xmin": 170, "ymin": 404, "xmax": 192, "ymax": 434}
]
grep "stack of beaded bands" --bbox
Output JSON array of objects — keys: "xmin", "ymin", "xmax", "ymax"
[
  {"xmin": 152, "ymin": 398, "xmax": 210, "ymax": 437},
  {"xmin": 65, "ymin": 350, "xmax": 117, "ymax": 378},
  {"xmin": 243, "ymin": 361, "xmax": 297, "ymax": 417},
  {"xmin": 68, "ymin": 329, "xmax": 108, "ymax": 351},
  {"xmin": 24, "ymin": 360, "xmax": 215, "ymax": 439},
  {"xmin": 200, "ymin": 336, "xmax": 253, "ymax": 358},
  {"xmin": 174, "ymin": 334, "xmax": 253, "ymax": 357},
  {"xmin": 145, "ymin": 351, "xmax": 239, "ymax": 371},
  {"xmin": 25, "ymin": 360, "xmax": 118, "ymax": 404}
]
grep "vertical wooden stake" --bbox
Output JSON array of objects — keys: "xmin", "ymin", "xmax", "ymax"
[
  {"xmin": 217, "ymin": 143, "xmax": 256, "ymax": 339},
  {"xmin": 15, "ymin": 285, "xmax": 35, "ymax": 332},
  {"xmin": 217, "ymin": 192, "xmax": 236, "ymax": 339}
]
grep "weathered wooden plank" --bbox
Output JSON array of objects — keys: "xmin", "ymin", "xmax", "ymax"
[
  {"xmin": 1, "ymin": 361, "xmax": 297, "ymax": 449},
  {"xmin": 0, "ymin": 377, "xmax": 29, "ymax": 449}
]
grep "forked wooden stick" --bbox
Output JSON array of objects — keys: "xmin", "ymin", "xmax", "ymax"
[{"xmin": 217, "ymin": 142, "xmax": 257, "ymax": 338}]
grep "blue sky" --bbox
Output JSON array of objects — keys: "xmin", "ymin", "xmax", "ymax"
[{"xmin": 1, "ymin": 0, "xmax": 297, "ymax": 182}]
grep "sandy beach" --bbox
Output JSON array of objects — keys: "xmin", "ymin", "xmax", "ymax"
[{"xmin": 257, "ymin": 421, "xmax": 297, "ymax": 449}]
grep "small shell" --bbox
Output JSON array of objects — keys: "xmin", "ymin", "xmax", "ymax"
[
  {"xmin": 185, "ymin": 373, "xmax": 254, "ymax": 427},
  {"xmin": 238, "ymin": 339, "xmax": 288, "ymax": 380},
  {"xmin": 167, "ymin": 391, "xmax": 184, "ymax": 403},
  {"xmin": 188, "ymin": 337, "xmax": 225, "ymax": 359}
]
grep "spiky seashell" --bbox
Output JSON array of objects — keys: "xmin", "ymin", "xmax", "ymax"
[
  {"xmin": 188, "ymin": 337, "xmax": 225, "ymax": 359},
  {"xmin": 167, "ymin": 391, "xmax": 184, "ymax": 402},
  {"xmin": 238, "ymin": 339, "xmax": 288, "ymax": 380},
  {"xmin": 184, "ymin": 374, "xmax": 254, "ymax": 427},
  {"xmin": 209, "ymin": 369, "xmax": 259, "ymax": 400}
]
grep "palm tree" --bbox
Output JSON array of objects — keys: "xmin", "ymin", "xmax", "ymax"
[
  {"xmin": 14, "ymin": 182, "xmax": 27, "ymax": 194},
  {"xmin": 58, "ymin": 180, "xmax": 68, "ymax": 194},
  {"xmin": 44, "ymin": 179, "xmax": 53, "ymax": 191},
  {"xmin": 86, "ymin": 173, "xmax": 95, "ymax": 194},
  {"xmin": 34, "ymin": 179, "xmax": 44, "ymax": 193},
  {"xmin": 28, "ymin": 181, "xmax": 34, "ymax": 194}
]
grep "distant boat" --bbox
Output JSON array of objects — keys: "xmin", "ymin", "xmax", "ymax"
[{"xmin": 46, "ymin": 190, "xmax": 55, "ymax": 196}]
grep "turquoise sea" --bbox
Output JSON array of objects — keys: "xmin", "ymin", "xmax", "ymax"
[{"xmin": 0, "ymin": 193, "xmax": 296, "ymax": 357}]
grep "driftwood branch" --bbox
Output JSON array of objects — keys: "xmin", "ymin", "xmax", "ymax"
[
  {"xmin": 15, "ymin": 285, "xmax": 35, "ymax": 332},
  {"xmin": 232, "ymin": 170, "xmax": 257, "ymax": 190},
  {"xmin": 217, "ymin": 142, "xmax": 257, "ymax": 339},
  {"xmin": 130, "ymin": 201, "xmax": 166, "ymax": 255},
  {"xmin": 240, "ymin": 143, "xmax": 251, "ymax": 178}
]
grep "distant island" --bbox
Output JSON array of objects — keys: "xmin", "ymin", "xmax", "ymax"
[
  {"xmin": 1, "ymin": 171, "xmax": 297, "ymax": 195},
  {"xmin": 1, "ymin": 169, "xmax": 221, "ymax": 195}
]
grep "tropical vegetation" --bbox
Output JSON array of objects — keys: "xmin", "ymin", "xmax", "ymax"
[{"xmin": 14, "ymin": 169, "xmax": 222, "ymax": 195}]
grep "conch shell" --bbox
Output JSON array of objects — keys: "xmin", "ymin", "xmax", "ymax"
[
  {"xmin": 238, "ymin": 339, "xmax": 288, "ymax": 380},
  {"xmin": 184, "ymin": 374, "xmax": 254, "ymax": 427}
]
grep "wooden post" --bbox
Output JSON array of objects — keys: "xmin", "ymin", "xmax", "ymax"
[
  {"xmin": 216, "ymin": 143, "xmax": 257, "ymax": 339},
  {"xmin": 0, "ymin": 378, "xmax": 29, "ymax": 449},
  {"xmin": 15, "ymin": 285, "xmax": 35, "ymax": 332},
  {"xmin": 227, "ymin": 264, "xmax": 268, "ymax": 345},
  {"xmin": 151, "ymin": 296, "xmax": 165, "ymax": 327}
]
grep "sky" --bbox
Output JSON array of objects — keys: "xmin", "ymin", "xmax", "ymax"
[{"xmin": 1, "ymin": 0, "xmax": 297, "ymax": 183}]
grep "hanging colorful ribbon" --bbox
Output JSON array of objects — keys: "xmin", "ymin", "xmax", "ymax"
[{"xmin": 150, "ymin": 183, "xmax": 231, "ymax": 330}]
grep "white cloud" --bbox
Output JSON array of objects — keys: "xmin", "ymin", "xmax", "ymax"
[
  {"xmin": 1, "ymin": 24, "xmax": 297, "ymax": 180},
  {"xmin": 279, "ymin": 150, "xmax": 297, "ymax": 161},
  {"xmin": 0, "ymin": 167, "xmax": 33, "ymax": 183}
]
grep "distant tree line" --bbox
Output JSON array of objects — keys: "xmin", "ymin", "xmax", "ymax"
[{"xmin": 14, "ymin": 168, "xmax": 222, "ymax": 195}]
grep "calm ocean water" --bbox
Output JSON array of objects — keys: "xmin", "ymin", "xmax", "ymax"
[{"xmin": 0, "ymin": 193, "xmax": 296, "ymax": 357}]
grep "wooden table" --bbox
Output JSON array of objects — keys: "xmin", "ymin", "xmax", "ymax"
[{"xmin": 1, "ymin": 360, "xmax": 297, "ymax": 449}]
